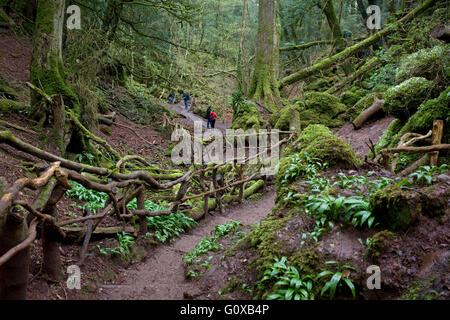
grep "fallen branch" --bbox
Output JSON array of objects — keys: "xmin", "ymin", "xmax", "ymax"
[
  {"xmin": 352, "ymin": 99, "xmax": 384, "ymax": 129},
  {"xmin": 280, "ymin": 40, "xmax": 334, "ymax": 52},
  {"xmin": 381, "ymin": 144, "xmax": 450, "ymax": 154}
]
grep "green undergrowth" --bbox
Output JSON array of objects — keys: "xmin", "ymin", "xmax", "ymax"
[{"xmin": 183, "ymin": 220, "xmax": 245, "ymax": 279}]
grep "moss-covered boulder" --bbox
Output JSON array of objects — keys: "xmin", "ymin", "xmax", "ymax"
[
  {"xmin": 396, "ymin": 45, "xmax": 450, "ymax": 85},
  {"xmin": 305, "ymin": 91, "xmax": 346, "ymax": 118},
  {"xmin": 389, "ymin": 86, "xmax": 450, "ymax": 147},
  {"xmin": 383, "ymin": 77, "xmax": 433, "ymax": 121},
  {"xmin": 340, "ymin": 87, "xmax": 368, "ymax": 108},
  {"xmin": 283, "ymin": 124, "xmax": 358, "ymax": 169},
  {"xmin": 370, "ymin": 185, "xmax": 421, "ymax": 231},
  {"xmin": 290, "ymin": 124, "xmax": 334, "ymax": 153},
  {"xmin": 273, "ymin": 103, "xmax": 302, "ymax": 131},
  {"xmin": 231, "ymin": 99, "xmax": 264, "ymax": 131},
  {"xmin": 302, "ymin": 135, "xmax": 358, "ymax": 168}
]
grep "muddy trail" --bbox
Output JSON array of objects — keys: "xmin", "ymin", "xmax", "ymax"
[
  {"xmin": 95, "ymin": 107, "xmax": 393, "ymax": 300},
  {"xmin": 164, "ymin": 101, "xmax": 229, "ymax": 133},
  {"xmin": 97, "ymin": 188, "xmax": 276, "ymax": 300}
]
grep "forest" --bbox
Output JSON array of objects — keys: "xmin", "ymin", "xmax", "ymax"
[{"xmin": 0, "ymin": 0, "xmax": 448, "ymax": 303}]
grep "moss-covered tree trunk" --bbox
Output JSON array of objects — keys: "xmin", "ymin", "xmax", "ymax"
[
  {"xmin": 237, "ymin": 0, "xmax": 248, "ymax": 94},
  {"xmin": 31, "ymin": 0, "xmax": 79, "ymax": 155},
  {"xmin": 320, "ymin": 0, "xmax": 345, "ymax": 52},
  {"xmin": 248, "ymin": 0, "xmax": 280, "ymax": 110}
]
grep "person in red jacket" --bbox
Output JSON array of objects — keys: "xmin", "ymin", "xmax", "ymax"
[{"xmin": 210, "ymin": 110, "xmax": 217, "ymax": 129}]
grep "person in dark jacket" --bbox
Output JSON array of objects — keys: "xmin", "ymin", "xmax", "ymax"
[
  {"xmin": 210, "ymin": 110, "xmax": 217, "ymax": 129},
  {"xmin": 206, "ymin": 106, "xmax": 212, "ymax": 128},
  {"xmin": 168, "ymin": 92, "xmax": 175, "ymax": 104},
  {"xmin": 182, "ymin": 92, "xmax": 190, "ymax": 109}
]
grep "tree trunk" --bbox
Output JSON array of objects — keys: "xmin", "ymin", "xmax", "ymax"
[
  {"xmin": 320, "ymin": 0, "xmax": 345, "ymax": 52},
  {"xmin": 0, "ymin": 207, "xmax": 30, "ymax": 300},
  {"xmin": 31, "ymin": 0, "xmax": 79, "ymax": 155},
  {"xmin": 248, "ymin": 0, "xmax": 280, "ymax": 109},
  {"xmin": 237, "ymin": 0, "xmax": 248, "ymax": 93}
]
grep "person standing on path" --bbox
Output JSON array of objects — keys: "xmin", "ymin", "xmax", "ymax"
[
  {"xmin": 182, "ymin": 92, "xmax": 190, "ymax": 110},
  {"xmin": 168, "ymin": 92, "xmax": 175, "ymax": 104},
  {"xmin": 210, "ymin": 110, "xmax": 217, "ymax": 129},
  {"xmin": 206, "ymin": 106, "xmax": 212, "ymax": 128}
]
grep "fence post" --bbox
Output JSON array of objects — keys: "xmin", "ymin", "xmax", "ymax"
[
  {"xmin": 430, "ymin": 120, "xmax": 444, "ymax": 166},
  {"xmin": 137, "ymin": 189, "xmax": 147, "ymax": 235}
]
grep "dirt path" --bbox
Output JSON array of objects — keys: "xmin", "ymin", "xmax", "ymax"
[
  {"xmin": 97, "ymin": 189, "xmax": 276, "ymax": 300},
  {"xmin": 165, "ymin": 101, "xmax": 229, "ymax": 133}
]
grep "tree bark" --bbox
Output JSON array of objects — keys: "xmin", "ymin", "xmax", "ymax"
[
  {"xmin": 248, "ymin": 0, "xmax": 280, "ymax": 109},
  {"xmin": 352, "ymin": 99, "xmax": 384, "ymax": 129},
  {"xmin": 31, "ymin": 0, "xmax": 79, "ymax": 155}
]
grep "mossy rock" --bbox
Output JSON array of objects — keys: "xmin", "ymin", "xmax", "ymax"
[
  {"xmin": 383, "ymin": 77, "xmax": 433, "ymax": 121},
  {"xmin": 340, "ymin": 88, "xmax": 368, "ymax": 108},
  {"xmin": 231, "ymin": 100, "xmax": 264, "ymax": 131},
  {"xmin": 370, "ymin": 185, "xmax": 421, "ymax": 231},
  {"xmin": 291, "ymin": 124, "xmax": 334, "ymax": 152},
  {"xmin": 396, "ymin": 45, "xmax": 450, "ymax": 86},
  {"xmin": 389, "ymin": 86, "xmax": 450, "ymax": 147},
  {"xmin": 367, "ymin": 230, "xmax": 395, "ymax": 258},
  {"xmin": 274, "ymin": 103, "xmax": 302, "ymax": 131},
  {"xmin": 304, "ymin": 91, "xmax": 347, "ymax": 118},
  {"xmin": 302, "ymin": 135, "xmax": 358, "ymax": 168}
]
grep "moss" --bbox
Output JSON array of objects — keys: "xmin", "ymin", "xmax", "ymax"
[
  {"xmin": 398, "ymin": 278, "xmax": 441, "ymax": 300},
  {"xmin": 302, "ymin": 135, "xmax": 359, "ymax": 168},
  {"xmin": 383, "ymin": 77, "xmax": 433, "ymax": 121},
  {"xmin": 367, "ymin": 230, "xmax": 395, "ymax": 258},
  {"xmin": 370, "ymin": 185, "xmax": 421, "ymax": 231},
  {"xmin": 396, "ymin": 45, "xmax": 450, "ymax": 86},
  {"xmin": 274, "ymin": 103, "xmax": 302, "ymax": 131},
  {"xmin": 220, "ymin": 278, "xmax": 244, "ymax": 295},
  {"xmin": 0, "ymin": 99, "xmax": 24, "ymax": 114},
  {"xmin": 305, "ymin": 91, "xmax": 346, "ymax": 118},
  {"xmin": 231, "ymin": 100, "xmax": 264, "ymax": 131},
  {"xmin": 304, "ymin": 78, "xmax": 334, "ymax": 91},
  {"xmin": 247, "ymin": 214, "xmax": 292, "ymax": 276},
  {"xmin": 374, "ymin": 118, "xmax": 403, "ymax": 153},
  {"xmin": 0, "ymin": 79, "xmax": 18, "ymax": 100},
  {"xmin": 340, "ymin": 88, "xmax": 368, "ymax": 108},
  {"xmin": 99, "ymin": 125, "xmax": 112, "ymax": 136},
  {"xmin": 390, "ymin": 86, "xmax": 450, "ymax": 147},
  {"xmin": 291, "ymin": 124, "xmax": 334, "ymax": 152}
]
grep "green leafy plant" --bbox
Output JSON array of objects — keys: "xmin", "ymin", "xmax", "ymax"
[
  {"xmin": 316, "ymin": 261, "xmax": 356, "ymax": 300},
  {"xmin": 147, "ymin": 212, "xmax": 197, "ymax": 243},
  {"xmin": 183, "ymin": 221, "xmax": 244, "ymax": 278},
  {"xmin": 96, "ymin": 232, "xmax": 135, "ymax": 260},
  {"xmin": 259, "ymin": 257, "xmax": 315, "ymax": 300},
  {"xmin": 66, "ymin": 180, "xmax": 108, "ymax": 213},
  {"xmin": 407, "ymin": 164, "xmax": 448, "ymax": 185}
]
